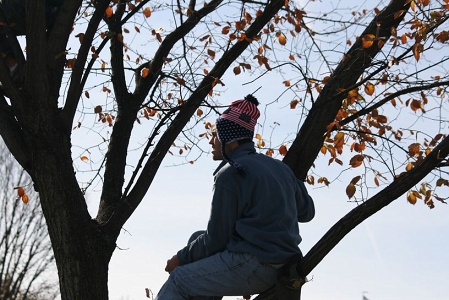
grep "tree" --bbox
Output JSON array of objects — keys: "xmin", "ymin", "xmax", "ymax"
[
  {"xmin": 0, "ymin": 140, "xmax": 59, "ymax": 300},
  {"xmin": 0, "ymin": 0, "xmax": 448, "ymax": 299}
]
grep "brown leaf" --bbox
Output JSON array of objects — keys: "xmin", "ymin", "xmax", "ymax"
[
  {"xmin": 94, "ymin": 105, "xmax": 102, "ymax": 114},
  {"xmin": 75, "ymin": 33, "xmax": 84, "ymax": 43},
  {"xmin": 207, "ymin": 49, "xmax": 215, "ymax": 60},
  {"xmin": 361, "ymin": 34, "xmax": 375, "ymax": 48},
  {"xmin": 364, "ymin": 82, "xmax": 375, "ymax": 96},
  {"xmin": 350, "ymin": 175, "xmax": 361, "ymax": 185},
  {"xmin": 349, "ymin": 154, "xmax": 364, "ymax": 168},
  {"xmin": 346, "ymin": 182, "xmax": 356, "ymax": 199},
  {"xmin": 279, "ymin": 144, "xmax": 288, "ymax": 156},
  {"xmin": 143, "ymin": 7, "xmax": 152, "ymax": 18},
  {"xmin": 394, "ymin": 10, "xmax": 405, "ymax": 19},
  {"xmin": 290, "ymin": 99, "xmax": 299, "ymax": 109},
  {"xmin": 407, "ymin": 192, "xmax": 417, "ymax": 205}
]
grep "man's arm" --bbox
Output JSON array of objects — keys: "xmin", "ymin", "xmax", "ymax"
[
  {"xmin": 296, "ymin": 180, "xmax": 315, "ymax": 222},
  {"xmin": 176, "ymin": 176, "xmax": 240, "ymax": 265}
]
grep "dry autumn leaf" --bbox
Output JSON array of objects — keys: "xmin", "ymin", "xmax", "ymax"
[
  {"xmin": 290, "ymin": 99, "xmax": 299, "ymax": 109},
  {"xmin": 279, "ymin": 144, "xmax": 288, "ymax": 156},
  {"xmin": 81, "ymin": 156, "xmax": 89, "ymax": 162},
  {"xmin": 278, "ymin": 35, "xmax": 287, "ymax": 45},
  {"xmin": 141, "ymin": 67, "xmax": 149, "ymax": 78},
  {"xmin": 361, "ymin": 34, "xmax": 375, "ymax": 48},
  {"xmin": 105, "ymin": 6, "xmax": 113, "ymax": 18},
  {"xmin": 349, "ymin": 154, "xmax": 364, "ymax": 168},
  {"xmin": 207, "ymin": 49, "xmax": 215, "ymax": 60},
  {"xmin": 407, "ymin": 192, "xmax": 417, "ymax": 205},
  {"xmin": 346, "ymin": 182, "xmax": 356, "ymax": 199},
  {"xmin": 364, "ymin": 82, "xmax": 375, "ymax": 96},
  {"xmin": 94, "ymin": 105, "xmax": 102, "ymax": 114},
  {"xmin": 405, "ymin": 162, "xmax": 414, "ymax": 171},
  {"xmin": 21, "ymin": 194, "xmax": 29, "ymax": 204},
  {"xmin": 16, "ymin": 186, "xmax": 25, "ymax": 197},
  {"xmin": 143, "ymin": 7, "xmax": 152, "ymax": 18}
]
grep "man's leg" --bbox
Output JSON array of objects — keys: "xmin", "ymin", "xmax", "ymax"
[{"xmin": 155, "ymin": 250, "xmax": 279, "ymax": 300}]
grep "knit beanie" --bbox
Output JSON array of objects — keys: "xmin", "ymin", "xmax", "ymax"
[{"xmin": 216, "ymin": 94, "xmax": 260, "ymax": 175}]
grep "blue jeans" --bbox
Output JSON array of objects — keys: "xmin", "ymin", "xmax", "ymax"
[{"xmin": 156, "ymin": 232, "xmax": 280, "ymax": 300}]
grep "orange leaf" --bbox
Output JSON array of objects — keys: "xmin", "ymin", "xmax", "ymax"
[
  {"xmin": 279, "ymin": 144, "xmax": 288, "ymax": 156},
  {"xmin": 407, "ymin": 192, "xmax": 417, "ymax": 205},
  {"xmin": 143, "ymin": 7, "xmax": 152, "ymax": 18},
  {"xmin": 406, "ymin": 162, "xmax": 414, "ymax": 171},
  {"xmin": 105, "ymin": 6, "xmax": 113, "ymax": 18},
  {"xmin": 81, "ymin": 156, "xmax": 89, "ymax": 162},
  {"xmin": 320, "ymin": 145, "xmax": 327, "ymax": 155},
  {"xmin": 266, "ymin": 149, "xmax": 274, "ymax": 157},
  {"xmin": 364, "ymin": 82, "xmax": 375, "ymax": 96},
  {"xmin": 413, "ymin": 43, "xmax": 423, "ymax": 62},
  {"xmin": 141, "ymin": 67, "xmax": 149, "ymax": 78},
  {"xmin": 278, "ymin": 35, "xmax": 287, "ymax": 45},
  {"xmin": 255, "ymin": 133, "xmax": 262, "ymax": 140},
  {"xmin": 197, "ymin": 108, "xmax": 203, "ymax": 117},
  {"xmin": 401, "ymin": 33, "xmax": 407, "ymax": 44},
  {"xmin": 21, "ymin": 194, "xmax": 29, "ymax": 204},
  {"xmin": 16, "ymin": 187, "xmax": 25, "ymax": 197},
  {"xmin": 361, "ymin": 34, "xmax": 375, "ymax": 48}
]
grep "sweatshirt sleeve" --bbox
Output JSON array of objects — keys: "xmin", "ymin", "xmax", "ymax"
[
  {"xmin": 296, "ymin": 179, "xmax": 315, "ymax": 222},
  {"xmin": 177, "ymin": 174, "xmax": 239, "ymax": 265}
]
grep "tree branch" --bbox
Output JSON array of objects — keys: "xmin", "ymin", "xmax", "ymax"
[
  {"xmin": 283, "ymin": 0, "xmax": 412, "ymax": 180},
  {"xmin": 60, "ymin": 0, "xmax": 111, "ymax": 136}
]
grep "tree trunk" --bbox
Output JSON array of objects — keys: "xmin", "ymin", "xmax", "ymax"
[{"xmin": 30, "ymin": 132, "xmax": 116, "ymax": 300}]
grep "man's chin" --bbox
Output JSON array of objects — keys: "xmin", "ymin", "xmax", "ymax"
[{"xmin": 212, "ymin": 154, "xmax": 223, "ymax": 161}]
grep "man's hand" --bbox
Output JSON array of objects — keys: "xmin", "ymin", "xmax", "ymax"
[{"xmin": 165, "ymin": 255, "xmax": 180, "ymax": 274}]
